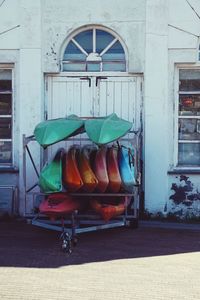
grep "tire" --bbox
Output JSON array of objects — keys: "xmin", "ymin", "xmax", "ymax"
[{"xmin": 60, "ymin": 232, "xmax": 72, "ymax": 253}]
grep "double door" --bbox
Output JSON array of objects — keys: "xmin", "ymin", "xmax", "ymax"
[{"xmin": 46, "ymin": 75, "xmax": 142, "ymax": 155}]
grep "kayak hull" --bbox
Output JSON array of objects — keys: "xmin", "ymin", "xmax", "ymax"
[
  {"xmin": 94, "ymin": 147, "xmax": 109, "ymax": 193},
  {"xmin": 118, "ymin": 147, "xmax": 135, "ymax": 193},
  {"xmin": 85, "ymin": 113, "xmax": 132, "ymax": 145},
  {"xmin": 63, "ymin": 146, "xmax": 83, "ymax": 192},
  {"xmin": 90, "ymin": 197, "xmax": 126, "ymax": 222},
  {"xmin": 39, "ymin": 193, "xmax": 80, "ymax": 220},
  {"xmin": 107, "ymin": 147, "xmax": 121, "ymax": 193},
  {"xmin": 39, "ymin": 148, "xmax": 64, "ymax": 194},
  {"xmin": 78, "ymin": 146, "xmax": 98, "ymax": 192},
  {"xmin": 34, "ymin": 115, "xmax": 84, "ymax": 148}
]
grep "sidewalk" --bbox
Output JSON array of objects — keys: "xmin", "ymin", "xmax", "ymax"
[{"xmin": 0, "ymin": 220, "xmax": 199, "ymax": 299}]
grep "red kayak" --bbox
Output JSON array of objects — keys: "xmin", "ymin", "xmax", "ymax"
[
  {"xmin": 39, "ymin": 193, "xmax": 80, "ymax": 220},
  {"xmin": 93, "ymin": 146, "xmax": 109, "ymax": 193},
  {"xmin": 62, "ymin": 146, "xmax": 83, "ymax": 192},
  {"xmin": 107, "ymin": 146, "xmax": 122, "ymax": 192},
  {"xmin": 90, "ymin": 197, "xmax": 127, "ymax": 222}
]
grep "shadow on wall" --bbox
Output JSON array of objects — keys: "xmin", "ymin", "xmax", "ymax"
[{"xmin": 0, "ymin": 220, "xmax": 199, "ymax": 268}]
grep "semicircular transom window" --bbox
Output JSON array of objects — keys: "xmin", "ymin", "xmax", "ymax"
[{"xmin": 62, "ymin": 28, "xmax": 126, "ymax": 72}]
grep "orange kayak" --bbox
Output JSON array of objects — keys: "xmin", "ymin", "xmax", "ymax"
[
  {"xmin": 78, "ymin": 146, "xmax": 98, "ymax": 192},
  {"xmin": 94, "ymin": 146, "xmax": 109, "ymax": 193},
  {"xmin": 107, "ymin": 147, "xmax": 122, "ymax": 192},
  {"xmin": 62, "ymin": 146, "xmax": 83, "ymax": 192},
  {"xmin": 90, "ymin": 197, "xmax": 126, "ymax": 222}
]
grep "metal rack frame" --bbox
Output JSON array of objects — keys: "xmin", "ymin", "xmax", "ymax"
[{"xmin": 23, "ymin": 131, "xmax": 141, "ymax": 252}]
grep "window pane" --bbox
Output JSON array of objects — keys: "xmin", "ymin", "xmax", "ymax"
[
  {"xmin": 74, "ymin": 30, "xmax": 93, "ymax": 53},
  {"xmin": 102, "ymin": 41, "xmax": 125, "ymax": 61},
  {"xmin": 96, "ymin": 30, "xmax": 114, "ymax": 53},
  {"xmin": 0, "ymin": 117, "xmax": 12, "ymax": 138},
  {"xmin": 178, "ymin": 143, "xmax": 200, "ymax": 165},
  {"xmin": 179, "ymin": 94, "xmax": 200, "ymax": 116},
  {"xmin": 179, "ymin": 118, "xmax": 200, "ymax": 140},
  {"xmin": 87, "ymin": 62, "xmax": 100, "ymax": 72},
  {"xmin": 103, "ymin": 62, "xmax": 126, "ymax": 71},
  {"xmin": 64, "ymin": 41, "xmax": 86, "ymax": 61},
  {"xmin": 0, "ymin": 69, "xmax": 12, "ymax": 80},
  {"xmin": 0, "ymin": 141, "xmax": 12, "ymax": 163},
  {"xmin": 63, "ymin": 62, "xmax": 86, "ymax": 72},
  {"xmin": 0, "ymin": 94, "xmax": 12, "ymax": 115},
  {"xmin": 179, "ymin": 69, "xmax": 200, "ymax": 91},
  {"xmin": 0, "ymin": 80, "xmax": 12, "ymax": 93},
  {"xmin": 102, "ymin": 53, "xmax": 125, "ymax": 61}
]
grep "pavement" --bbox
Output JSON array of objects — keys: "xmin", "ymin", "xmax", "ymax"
[{"xmin": 0, "ymin": 220, "xmax": 200, "ymax": 300}]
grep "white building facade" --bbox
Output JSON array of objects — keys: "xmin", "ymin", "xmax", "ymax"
[{"xmin": 0, "ymin": 0, "xmax": 200, "ymax": 220}]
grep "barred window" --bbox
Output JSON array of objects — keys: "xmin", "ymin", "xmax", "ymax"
[
  {"xmin": 178, "ymin": 69, "xmax": 200, "ymax": 166},
  {"xmin": 0, "ymin": 68, "xmax": 13, "ymax": 165}
]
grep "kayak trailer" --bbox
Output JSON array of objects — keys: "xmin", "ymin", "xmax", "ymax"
[{"xmin": 23, "ymin": 119, "xmax": 141, "ymax": 254}]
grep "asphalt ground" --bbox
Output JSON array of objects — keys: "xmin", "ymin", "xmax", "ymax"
[{"xmin": 0, "ymin": 220, "xmax": 200, "ymax": 300}]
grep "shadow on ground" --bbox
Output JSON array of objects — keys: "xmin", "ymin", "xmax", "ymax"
[{"xmin": 0, "ymin": 220, "xmax": 199, "ymax": 268}]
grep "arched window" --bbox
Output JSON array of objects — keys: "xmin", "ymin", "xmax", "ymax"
[{"xmin": 62, "ymin": 27, "xmax": 126, "ymax": 72}]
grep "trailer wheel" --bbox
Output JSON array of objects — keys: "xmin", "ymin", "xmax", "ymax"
[{"xmin": 60, "ymin": 232, "xmax": 72, "ymax": 254}]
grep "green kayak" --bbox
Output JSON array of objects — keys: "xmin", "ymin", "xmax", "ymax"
[
  {"xmin": 85, "ymin": 113, "xmax": 132, "ymax": 145},
  {"xmin": 34, "ymin": 115, "xmax": 84, "ymax": 148},
  {"xmin": 39, "ymin": 149, "xmax": 64, "ymax": 193}
]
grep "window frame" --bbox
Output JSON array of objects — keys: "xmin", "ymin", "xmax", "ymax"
[
  {"xmin": 174, "ymin": 64, "xmax": 200, "ymax": 169},
  {"xmin": 0, "ymin": 65, "xmax": 14, "ymax": 167},
  {"xmin": 60, "ymin": 25, "xmax": 128, "ymax": 73}
]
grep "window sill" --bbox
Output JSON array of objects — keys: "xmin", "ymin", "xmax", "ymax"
[
  {"xmin": 0, "ymin": 167, "xmax": 19, "ymax": 173},
  {"xmin": 168, "ymin": 168, "xmax": 200, "ymax": 175}
]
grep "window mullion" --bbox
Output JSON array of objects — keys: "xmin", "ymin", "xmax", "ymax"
[
  {"xmin": 179, "ymin": 140, "xmax": 200, "ymax": 143},
  {"xmin": 178, "ymin": 116, "xmax": 200, "ymax": 119},
  {"xmin": 100, "ymin": 38, "xmax": 118, "ymax": 56},
  {"xmin": 179, "ymin": 91, "xmax": 200, "ymax": 95},
  {"xmin": 0, "ymin": 139, "xmax": 12, "ymax": 142},
  {"xmin": 71, "ymin": 38, "xmax": 88, "ymax": 56},
  {"xmin": 93, "ymin": 28, "xmax": 96, "ymax": 53}
]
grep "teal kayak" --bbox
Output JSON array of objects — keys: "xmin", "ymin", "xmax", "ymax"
[
  {"xmin": 34, "ymin": 115, "xmax": 84, "ymax": 148},
  {"xmin": 118, "ymin": 146, "xmax": 135, "ymax": 192},
  {"xmin": 39, "ymin": 149, "xmax": 64, "ymax": 193},
  {"xmin": 85, "ymin": 113, "xmax": 132, "ymax": 145}
]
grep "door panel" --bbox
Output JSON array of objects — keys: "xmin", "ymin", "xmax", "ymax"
[
  {"xmin": 98, "ymin": 77, "xmax": 139, "ymax": 130},
  {"xmin": 47, "ymin": 77, "xmax": 93, "ymax": 156},
  {"xmin": 48, "ymin": 77, "xmax": 93, "ymax": 119}
]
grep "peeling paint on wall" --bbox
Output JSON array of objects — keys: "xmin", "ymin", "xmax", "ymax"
[
  {"xmin": 170, "ymin": 175, "xmax": 194, "ymax": 206},
  {"xmin": 169, "ymin": 175, "xmax": 200, "ymax": 219}
]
